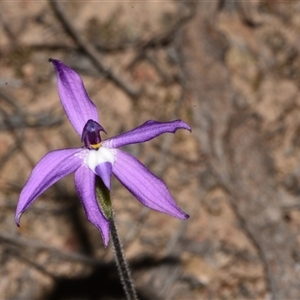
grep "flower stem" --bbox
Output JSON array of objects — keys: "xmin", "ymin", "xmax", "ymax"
[
  {"xmin": 95, "ymin": 177, "xmax": 137, "ymax": 299},
  {"xmin": 110, "ymin": 214, "xmax": 138, "ymax": 300}
]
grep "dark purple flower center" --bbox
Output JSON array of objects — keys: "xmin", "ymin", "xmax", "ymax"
[{"xmin": 81, "ymin": 120, "xmax": 106, "ymax": 150}]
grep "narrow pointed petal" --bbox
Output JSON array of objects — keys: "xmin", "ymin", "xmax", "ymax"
[
  {"xmin": 112, "ymin": 150, "xmax": 189, "ymax": 219},
  {"xmin": 15, "ymin": 148, "xmax": 83, "ymax": 225},
  {"xmin": 49, "ymin": 59, "xmax": 99, "ymax": 135},
  {"xmin": 75, "ymin": 165, "xmax": 110, "ymax": 246},
  {"xmin": 95, "ymin": 162, "xmax": 112, "ymax": 190},
  {"xmin": 103, "ymin": 120, "xmax": 191, "ymax": 149}
]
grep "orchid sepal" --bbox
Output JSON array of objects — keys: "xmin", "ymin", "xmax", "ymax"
[
  {"xmin": 49, "ymin": 58, "xmax": 99, "ymax": 136},
  {"xmin": 103, "ymin": 120, "xmax": 191, "ymax": 149},
  {"xmin": 112, "ymin": 149, "xmax": 189, "ymax": 220},
  {"xmin": 15, "ymin": 148, "xmax": 83, "ymax": 225}
]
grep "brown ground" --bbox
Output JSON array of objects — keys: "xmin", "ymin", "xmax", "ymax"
[{"xmin": 0, "ymin": 1, "xmax": 300, "ymax": 299}]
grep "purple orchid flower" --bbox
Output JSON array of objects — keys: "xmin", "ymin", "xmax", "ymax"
[{"xmin": 15, "ymin": 59, "xmax": 191, "ymax": 246}]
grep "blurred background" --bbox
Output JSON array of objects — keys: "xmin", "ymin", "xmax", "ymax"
[{"xmin": 0, "ymin": 1, "xmax": 300, "ymax": 299}]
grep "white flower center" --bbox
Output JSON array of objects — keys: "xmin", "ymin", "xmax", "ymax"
[{"xmin": 85, "ymin": 146, "xmax": 116, "ymax": 172}]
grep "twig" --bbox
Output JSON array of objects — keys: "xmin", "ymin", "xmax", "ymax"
[
  {"xmin": 8, "ymin": 247, "xmax": 59, "ymax": 279},
  {"xmin": 0, "ymin": 8, "xmax": 16, "ymax": 45},
  {"xmin": 0, "ymin": 231, "xmax": 102, "ymax": 266},
  {"xmin": 0, "ymin": 89, "xmax": 63, "ymax": 130},
  {"xmin": 0, "ymin": 106, "xmax": 37, "ymax": 171},
  {"xmin": 49, "ymin": 0, "xmax": 140, "ymax": 99},
  {"xmin": 127, "ymin": 5, "xmax": 195, "ymax": 70},
  {"xmin": 0, "ymin": 113, "xmax": 62, "ymax": 131}
]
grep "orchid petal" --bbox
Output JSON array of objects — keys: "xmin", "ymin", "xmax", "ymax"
[
  {"xmin": 75, "ymin": 165, "xmax": 110, "ymax": 246},
  {"xmin": 15, "ymin": 148, "xmax": 83, "ymax": 225},
  {"xmin": 49, "ymin": 59, "xmax": 99, "ymax": 135},
  {"xmin": 103, "ymin": 120, "xmax": 191, "ymax": 149},
  {"xmin": 95, "ymin": 162, "xmax": 112, "ymax": 190},
  {"xmin": 112, "ymin": 149, "xmax": 189, "ymax": 219}
]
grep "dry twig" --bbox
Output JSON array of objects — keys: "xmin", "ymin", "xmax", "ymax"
[{"xmin": 49, "ymin": 0, "xmax": 140, "ymax": 99}]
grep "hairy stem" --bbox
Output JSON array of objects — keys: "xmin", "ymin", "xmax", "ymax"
[
  {"xmin": 110, "ymin": 215, "xmax": 138, "ymax": 300},
  {"xmin": 95, "ymin": 177, "xmax": 137, "ymax": 299}
]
